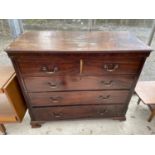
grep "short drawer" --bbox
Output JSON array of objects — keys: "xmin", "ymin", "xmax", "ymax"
[
  {"xmin": 28, "ymin": 90, "xmax": 129, "ymax": 107},
  {"xmin": 32, "ymin": 104, "xmax": 125, "ymax": 121},
  {"xmin": 17, "ymin": 54, "xmax": 143, "ymax": 76},
  {"xmin": 17, "ymin": 59, "xmax": 79, "ymax": 76},
  {"xmin": 83, "ymin": 59, "xmax": 142, "ymax": 75},
  {"xmin": 24, "ymin": 75, "xmax": 135, "ymax": 92}
]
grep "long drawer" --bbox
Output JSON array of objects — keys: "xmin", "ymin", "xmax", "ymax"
[
  {"xmin": 28, "ymin": 90, "xmax": 129, "ymax": 107},
  {"xmin": 17, "ymin": 55, "xmax": 142, "ymax": 76},
  {"xmin": 24, "ymin": 75, "xmax": 135, "ymax": 92},
  {"xmin": 32, "ymin": 104, "xmax": 125, "ymax": 121}
]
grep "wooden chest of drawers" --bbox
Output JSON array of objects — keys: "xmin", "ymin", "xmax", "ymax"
[{"xmin": 5, "ymin": 31, "xmax": 151, "ymax": 127}]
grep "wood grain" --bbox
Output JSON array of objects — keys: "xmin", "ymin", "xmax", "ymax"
[
  {"xmin": 5, "ymin": 31, "xmax": 151, "ymax": 124},
  {"xmin": 5, "ymin": 31, "xmax": 151, "ymax": 53},
  {"xmin": 16, "ymin": 54, "xmax": 143, "ymax": 76},
  {"xmin": 0, "ymin": 94, "xmax": 16, "ymax": 122},
  {"xmin": 0, "ymin": 65, "xmax": 14, "ymax": 93},
  {"xmin": 3, "ymin": 74, "xmax": 27, "ymax": 122},
  {"xmin": 0, "ymin": 65, "xmax": 27, "ymax": 126},
  {"xmin": 23, "ymin": 75, "xmax": 135, "ymax": 92},
  {"xmin": 32, "ymin": 104, "xmax": 125, "ymax": 121},
  {"xmin": 28, "ymin": 90, "xmax": 129, "ymax": 107},
  {"xmin": 18, "ymin": 60, "xmax": 79, "ymax": 76}
]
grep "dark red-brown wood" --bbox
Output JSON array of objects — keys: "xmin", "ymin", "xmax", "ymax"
[
  {"xmin": 32, "ymin": 104, "xmax": 125, "ymax": 121},
  {"xmin": 16, "ymin": 54, "xmax": 144, "ymax": 76},
  {"xmin": 5, "ymin": 31, "xmax": 152, "ymax": 127},
  {"xmin": 5, "ymin": 31, "xmax": 151, "ymax": 53},
  {"xmin": 28, "ymin": 90, "xmax": 129, "ymax": 107},
  {"xmin": 23, "ymin": 75, "xmax": 135, "ymax": 92}
]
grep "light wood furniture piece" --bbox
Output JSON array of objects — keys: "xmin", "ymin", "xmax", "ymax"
[
  {"xmin": 5, "ymin": 31, "xmax": 152, "ymax": 128},
  {"xmin": 0, "ymin": 65, "xmax": 27, "ymax": 134},
  {"xmin": 135, "ymin": 81, "xmax": 155, "ymax": 122}
]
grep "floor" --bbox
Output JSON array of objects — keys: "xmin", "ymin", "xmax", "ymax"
[
  {"xmin": 0, "ymin": 24, "xmax": 155, "ymax": 135},
  {"xmin": 2, "ymin": 95, "xmax": 155, "ymax": 135}
]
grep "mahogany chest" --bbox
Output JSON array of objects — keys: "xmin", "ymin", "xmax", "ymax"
[{"xmin": 5, "ymin": 31, "xmax": 151, "ymax": 127}]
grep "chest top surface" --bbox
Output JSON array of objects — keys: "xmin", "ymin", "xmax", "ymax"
[{"xmin": 5, "ymin": 31, "xmax": 151, "ymax": 53}]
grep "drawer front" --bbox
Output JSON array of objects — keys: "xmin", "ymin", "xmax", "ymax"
[
  {"xmin": 17, "ymin": 54, "xmax": 142, "ymax": 76},
  {"xmin": 32, "ymin": 105, "xmax": 125, "ymax": 121},
  {"xmin": 24, "ymin": 75, "xmax": 135, "ymax": 92},
  {"xmin": 83, "ymin": 60, "xmax": 141, "ymax": 75},
  {"xmin": 18, "ymin": 61, "xmax": 79, "ymax": 76},
  {"xmin": 28, "ymin": 90, "xmax": 129, "ymax": 107}
]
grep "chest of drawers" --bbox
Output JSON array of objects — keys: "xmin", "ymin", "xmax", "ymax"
[{"xmin": 5, "ymin": 31, "xmax": 151, "ymax": 128}]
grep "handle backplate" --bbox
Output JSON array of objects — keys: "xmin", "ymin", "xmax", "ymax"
[
  {"xmin": 104, "ymin": 64, "xmax": 119, "ymax": 72},
  {"xmin": 41, "ymin": 66, "xmax": 58, "ymax": 74}
]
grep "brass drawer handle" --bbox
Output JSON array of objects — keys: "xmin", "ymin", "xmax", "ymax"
[
  {"xmin": 41, "ymin": 66, "xmax": 58, "ymax": 74},
  {"xmin": 50, "ymin": 96, "xmax": 62, "ymax": 103},
  {"xmin": 101, "ymin": 80, "xmax": 113, "ymax": 86},
  {"xmin": 98, "ymin": 95, "xmax": 110, "ymax": 100},
  {"xmin": 48, "ymin": 82, "xmax": 57, "ymax": 88},
  {"xmin": 97, "ymin": 109, "xmax": 108, "ymax": 116},
  {"xmin": 53, "ymin": 112, "xmax": 63, "ymax": 118},
  {"xmin": 104, "ymin": 64, "xmax": 119, "ymax": 72}
]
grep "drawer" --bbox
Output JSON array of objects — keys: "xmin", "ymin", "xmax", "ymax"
[
  {"xmin": 28, "ymin": 90, "xmax": 129, "ymax": 107},
  {"xmin": 17, "ymin": 54, "xmax": 143, "ymax": 76},
  {"xmin": 24, "ymin": 75, "xmax": 135, "ymax": 92},
  {"xmin": 32, "ymin": 104, "xmax": 125, "ymax": 121},
  {"xmin": 17, "ymin": 59, "xmax": 79, "ymax": 76},
  {"xmin": 83, "ymin": 59, "xmax": 142, "ymax": 75}
]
